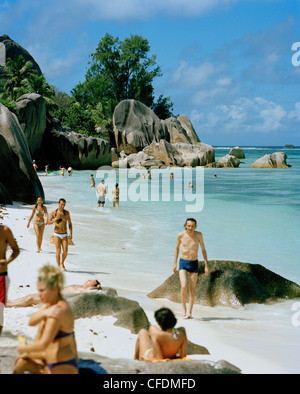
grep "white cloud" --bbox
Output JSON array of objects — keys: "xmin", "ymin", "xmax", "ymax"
[
  {"xmin": 191, "ymin": 97, "xmax": 288, "ymax": 135},
  {"xmin": 288, "ymin": 102, "xmax": 300, "ymax": 122}
]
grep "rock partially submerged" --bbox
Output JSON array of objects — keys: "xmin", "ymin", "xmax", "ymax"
[
  {"xmin": 250, "ymin": 152, "xmax": 291, "ymax": 168},
  {"xmin": 148, "ymin": 261, "xmax": 300, "ymax": 309}
]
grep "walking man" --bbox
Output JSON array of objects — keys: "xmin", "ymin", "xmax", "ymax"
[
  {"xmin": 173, "ymin": 218, "xmax": 209, "ymax": 319},
  {"xmin": 0, "ymin": 224, "xmax": 20, "ymax": 335},
  {"xmin": 48, "ymin": 198, "xmax": 73, "ymax": 270}
]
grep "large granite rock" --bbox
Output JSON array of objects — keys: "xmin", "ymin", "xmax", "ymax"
[
  {"xmin": 250, "ymin": 152, "xmax": 291, "ymax": 168},
  {"xmin": 0, "ymin": 34, "xmax": 42, "ymax": 76},
  {"xmin": 0, "ymin": 104, "xmax": 44, "ymax": 203},
  {"xmin": 41, "ymin": 119, "xmax": 112, "ymax": 170},
  {"xmin": 143, "ymin": 140, "xmax": 215, "ymax": 167},
  {"xmin": 66, "ymin": 291, "xmax": 149, "ymax": 334},
  {"xmin": 228, "ymin": 146, "xmax": 245, "ymax": 159},
  {"xmin": 15, "ymin": 93, "xmax": 46, "ymax": 159},
  {"xmin": 218, "ymin": 154, "xmax": 241, "ymax": 168},
  {"xmin": 0, "ymin": 348, "xmax": 241, "ymax": 374},
  {"xmin": 148, "ymin": 261, "xmax": 300, "ymax": 309},
  {"xmin": 177, "ymin": 114, "xmax": 201, "ymax": 145},
  {"xmin": 113, "ymin": 100, "xmax": 170, "ymax": 154}
]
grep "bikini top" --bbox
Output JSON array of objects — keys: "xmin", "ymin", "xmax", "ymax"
[{"xmin": 54, "ymin": 330, "xmax": 74, "ymax": 340}]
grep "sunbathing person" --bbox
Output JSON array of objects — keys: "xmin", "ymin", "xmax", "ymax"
[
  {"xmin": 134, "ymin": 307, "xmax": 187, "ymax": 361},
  {"xmin": 7, "ymin": 279, "xmax": 101, "ymax": 308}
]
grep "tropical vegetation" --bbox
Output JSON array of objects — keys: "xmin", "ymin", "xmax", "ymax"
[{"xmin": 0, "ymin": 34, "xmax": 174, "ymax": 141}]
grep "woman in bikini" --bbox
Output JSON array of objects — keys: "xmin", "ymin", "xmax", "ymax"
[
  {"xmin": 14, "ymin": 264, "xmax": 78, "ymax": 374},
  {"xmin": 27, "ymin": 197, "xmax": 48, "ymax": 253},
  {"xmin": 134, "ymin": 307, "xmax": 187, "ymax": 361}
]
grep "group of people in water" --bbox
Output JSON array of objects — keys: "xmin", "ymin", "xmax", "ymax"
[{"xmin": 0, "ymin": 161, "xmax": 210, "ymax": 374}]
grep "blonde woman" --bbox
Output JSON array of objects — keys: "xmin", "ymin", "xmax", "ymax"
[
  {"xmin": 15, "ymin": 264, "xmax": 78, "ymax": 374},
  {"xmin": 27, "ymin": 197, "xmax": 48, "ymax": 253}
]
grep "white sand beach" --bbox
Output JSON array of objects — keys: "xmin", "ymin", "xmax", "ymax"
[{"xmin": 0, "ymin": 204, "xmax": 299, "ymax": 374}]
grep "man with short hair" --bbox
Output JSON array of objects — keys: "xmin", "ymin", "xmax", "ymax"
[
  {"xmin": 173, "ymin": 218, "xmax": 209, "ymax": 319},
  {"xmin": 48, "ymin": 198, "xmax": 73, "ymax": 270},
  {"xmin": 96, "ymin": 180, "xmax": 106, "ymax": 207},
  {"xmin": 0, "ymin": 224, "xmax": 20, "ymax": 335}
]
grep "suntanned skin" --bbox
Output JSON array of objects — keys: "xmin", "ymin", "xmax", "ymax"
[
  {"xmin": 27, "ymin": 197, "xmax": 48, "ymax": 253},
  {"xmin": 0, "ymin": 225, "xmax": 20, "ymax": 335},
  {"xmin": 173, "ymin": 220, "xmax": 210, "ymax": 318},
  {"xmin": 14, "ymin": 282, "xmax": 78, "ymax": 374},
  {"xmin": 7, "ymin": 280, "xmax": 101, "ymax": 308},
  {"xmin": 134, "ymin": 325, "xmax": 187, "ymax": 361},
  {"xmin": 96, "ymin": 181, "xmax": 106, "ymax": 207},
  {"xmin": 48, "ymin": 200, "xmax": 72, "ymax": 271}
]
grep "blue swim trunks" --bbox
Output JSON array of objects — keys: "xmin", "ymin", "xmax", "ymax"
[{"xmin": 179, "ymin": 259, "xmax": 198, "ymax": 273}]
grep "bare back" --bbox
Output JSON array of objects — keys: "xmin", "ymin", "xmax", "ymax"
[{"xmin": 150, "ymin": 326, "xmax": 187, "ymax": 359}]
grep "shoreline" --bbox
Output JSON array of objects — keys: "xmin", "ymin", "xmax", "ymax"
[{"xmin": 0, "ymin": 204, "xmax": 299, "ymax": 374}]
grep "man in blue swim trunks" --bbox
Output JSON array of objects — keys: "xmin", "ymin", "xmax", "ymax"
[{"xmin": 173, "ymin": 218, "xmax": 209, "ymax": 319}]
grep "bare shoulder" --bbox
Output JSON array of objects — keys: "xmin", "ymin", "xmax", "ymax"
[
  {"xmin": 177, "ymin": 231, "xmax": 185, "ymax": 239},
  {"xmin": 194, "ymin": 230, "xmax": 203, "ymax": 239}
]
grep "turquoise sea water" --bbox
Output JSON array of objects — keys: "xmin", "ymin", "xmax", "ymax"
[{"xmin": 39, "ymin": 146, "xmax": 300, "ymax": 290}]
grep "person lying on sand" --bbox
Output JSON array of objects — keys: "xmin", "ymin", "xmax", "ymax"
[
  {"xmin": 6, "ymin": 279, "xmax": 101, "ymax": 308},
  {"xmin": 134, "ymin": 307, "xmax": 187, "ymax": 361}
]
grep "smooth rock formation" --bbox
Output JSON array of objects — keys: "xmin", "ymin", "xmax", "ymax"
[
  {"xmin": 42, "ymin": 119, "xmax": 112, "ymax": 170},
  {"xmin": 0, "ymin": 104, "xmax": 44, "ymax": 203},
  {"xmin": 0, "ymin": 34, "xmax": 42, "ymax": 76},
  {"xmin": 250, "ymin": 152, "xmax": 291, "ymax": 168},
  {"xmin": 177, "ymin": 114, "xmax": 201, "ymax": 145},
  {"xmin": 113, "ymin": 100, "xmax": 170, "ymax": 154},
  {"xmin": 143, "ymin": 140, "xmax": 215, "ymax": 167},
  {"xmin": 218, "ymin": 154, "xmax": 240, "ymax": 168},
  {"xmin": 67, "ymin": 292, "xmax": 149, "ymax": 334},
  {"xmin": 228, "ymin": 146, "xmax": 245, "ymax": 159},
  {"xmin": 15, "ymin": 93, "xmax": 46, "ymax": 158},
  {"xmin": 148, "ymin": 261, "xmax": 300, "ymax": 309},
  {"xmin": 0, "ymin": 348, "xmax": 241, "ymax": 374}
]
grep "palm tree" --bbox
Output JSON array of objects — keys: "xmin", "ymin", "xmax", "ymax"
[
  {"xmin": 2, "ymin": 55, "xmax": 36, "ymax": 101},
  {"xmin": 22, "ymin": 73, "xmax": 56, "ymax": 112}
]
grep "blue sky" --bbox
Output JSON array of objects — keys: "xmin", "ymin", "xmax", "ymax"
[{"xmin": 1, "ymin": 0, "xmax": 300, "ymax": 146}]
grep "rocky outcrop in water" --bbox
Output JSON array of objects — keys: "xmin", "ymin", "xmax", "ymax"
[
  {"xmin": 250, "ymin": 152, "xmax": 291, "ymax": 168},
  {"xmin": 148, "ymin": 261, "xmax": 300, "ymax": 309}
]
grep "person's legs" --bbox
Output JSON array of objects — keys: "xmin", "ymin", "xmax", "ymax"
[
  {"xmin": 34, "ymin": 223, "xmax": 41, "ymax": 252},
  {"xmin": 187, "ymin": 272, "xmax": 198, "ymax": 318},
  {"xmin": 134, "ymin": 329, "xmax": 153, "ymax": 360},
  {"xmin": 39, "ymin": 224, "xmax": 45, "ymax": 252},
  {"xmin": 179, "ymin": 269, "xmax": 188, "ymax": 317},
  {"xmin": 54, "ymin": 236, "xmax": 62, "ymax": 268},
  {"xmin": 60, "ymin": 237, "xmax": 68, "ymax": 270}
]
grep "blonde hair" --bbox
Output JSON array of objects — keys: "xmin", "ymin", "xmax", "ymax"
[{"xmin": 37, "ymin": 264, "xmax": 64, "ymax": 292}]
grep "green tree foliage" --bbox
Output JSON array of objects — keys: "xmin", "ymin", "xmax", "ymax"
[
  {"xmin": 62, "ymin": 34, "xmax": 174, "ymax": 137},
  {"xmin": 0, "ymin": 55, "xmax": 55, "ymax": 114}
]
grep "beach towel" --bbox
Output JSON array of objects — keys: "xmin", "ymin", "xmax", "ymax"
[
  {"xmin": 0, "ymin": 274, "xmax": 7, "ymax": 326},
  {"xmin": 78, "ymin": 358, "xmax": 108, "ymax": 374},
  {"xmin": 0, "ymin": 275, "xmax": 6, "ymax": 305}
]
